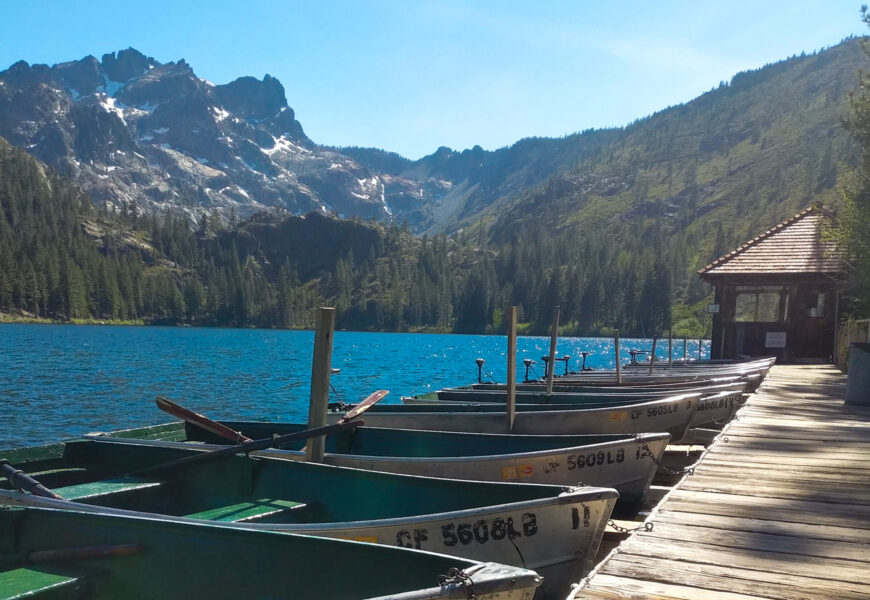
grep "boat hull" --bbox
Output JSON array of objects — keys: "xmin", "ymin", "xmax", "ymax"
[
  {"xmin": 0, "ymin": 439, "xmax": 617, "ymax": 598},
  {"xmin": 0, "ymin": 506, "xmax": 542, "ymax": 600},
  {"xmin": 329, "ymin": 393, "xmax": 703, "ymax": 442},
  {"xmin": 0, "ymin": 487, "xmax": 612, "ymax": 599},
  {"xmin": 404, "ymin": 390, "xmax": 743, "ymax": 432},
  {"xmin": 103, "ymin": 424, "xmax": 668, "ymax": 515}
]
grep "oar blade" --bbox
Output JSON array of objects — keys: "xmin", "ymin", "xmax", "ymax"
[
  {"xmin": 156, "ymin": 395, "xmax": 251, "ymax": 443},
  {"xmin": 339, "ymin": 390, "xmax": 389, "ymax": 423}
]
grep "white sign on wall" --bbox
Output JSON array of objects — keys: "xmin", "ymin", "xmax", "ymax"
[{"xmin": 765, "ymin": 332, "xmax": 787, "ymax": 348}]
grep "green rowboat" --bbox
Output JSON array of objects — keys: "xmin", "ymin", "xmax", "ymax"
[
  {"xmin": 97, "ymin": 421, "xmax": 669, "ymax": 515},
  {"xmin": 0, "ymin": 438, "xmax": 618, "ymax": 598},
  {"xmin": 399, "ymin": 389, "xmax": 744, "ymax": 432},
  {"xmin": 0, "ymin": 506, "xmax": 542, "ymax": 599},
  {"xmin": 327, "ymin": 393, "xmax": 705, "ymax": 442}
]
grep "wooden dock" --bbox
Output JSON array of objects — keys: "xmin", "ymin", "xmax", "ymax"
[{"xmin": 570, "ymin": 364, "xmax": 870, "ymax": 600}]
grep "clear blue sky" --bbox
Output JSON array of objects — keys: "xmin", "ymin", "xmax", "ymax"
[{"xmin": 1, "ymin": 1, "xmax": 866, "ymax": 159}]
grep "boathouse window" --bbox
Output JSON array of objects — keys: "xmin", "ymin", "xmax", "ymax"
[
  {"xmin": 734, "ymin": 287, "xmax": 789, "ymax": 323},
  {"xmin": 807, "ymin": 292, "xmax": 826, "ymax": 318}
]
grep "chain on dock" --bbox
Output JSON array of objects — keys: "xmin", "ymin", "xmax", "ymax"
[
  {"xmin": 635, "ymin": 436, "xmax": 694, "ymax": 476},
  {"xmin": 607, "ymin": 520, "xmax": 654, "ymax": 534}
]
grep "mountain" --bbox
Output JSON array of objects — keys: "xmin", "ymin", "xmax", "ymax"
[
  {"xmin": 0, "ymin": 41, "xmax": 864, "ymax": 240},
  {"xmin": 0, "ymin": 48, "xmax": 406, "ymax": 222},
  {"xmin": 482, "ymin": 40, "xmax": 862, "ymax": 247},
  {"xmin": 1, "ymin": 38, "xmax": 866, "ymax": 334},
  {"xmin": 355, "ymin": 38, "xmax": 864, "ymax": 238},
  {"xmin": 0, "ymin": 132, "xmax": 423, "ymax": 328}
]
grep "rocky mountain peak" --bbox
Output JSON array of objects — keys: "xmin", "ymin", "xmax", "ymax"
[
  {"xmin": 0, "ymin": 48, "xmax": 412, "ymax": 224},
  {"xmin": 53, "ymin": 55, "xmax": 103, "ymax": 97},
  {"xmin": 214, "ymin": 74, "xmax": 286, "ymax": 120},
  {"xmin": 101, "ymin": 48, "xmax": 154, "ymax": 83}
]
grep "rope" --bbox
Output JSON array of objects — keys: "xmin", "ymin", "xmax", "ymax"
[
  {"xmin": 507, "ymin": 530, "xmax": 527, "ymax": 568},
  {"xmin": 329, "ymin": 381, "xmax": 343, "ymax": 403},
  {"xmin": 438, "ymin": 567, "xmax": 477, "ymax": 599},
  {"xmin": 523, "ymin": 365, "xmax": 542, "ymax": 383}
]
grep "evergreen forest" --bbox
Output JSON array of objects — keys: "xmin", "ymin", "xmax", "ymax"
[
  {"xmin": 0, "ymin": 137, "xmax": 685, "ymax": 335},
  {"xmin": 2, "ymin": 38, "xmax": 868, "ymax": 336}
]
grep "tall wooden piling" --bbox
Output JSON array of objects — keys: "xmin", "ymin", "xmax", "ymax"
[
  {"xmin": 305, "ymin": 307, "xmax": 335, "ymax": 462},
  {"xmin": 683, "ymin": 336, "xmax": 688, "ymax": 364},
  {"xmin": 614, "ymin": 329, "xmax": 622, "ymax": 384},
  {"xmin": 546, "ymin": 306, "xmax": 560, "ymax": 396},
  {"xmin": 648, "ymin": 337, "xmax": 658, "ymax": 375},
  {"xmin": 668, "ymin": 328, "xmax": 673, "ymax": 369},
  {"xmin": 506, "ymin": 306, "xmax": 518, "ymax": 433}
]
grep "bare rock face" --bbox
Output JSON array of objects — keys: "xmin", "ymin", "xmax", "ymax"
[
  {"xmin": 0, "ymin": 47, "xmax": 595, "ymax": 234},
  {"xmin": 0, "ymin": 48, "xmax": 407, "ymax": 222}
]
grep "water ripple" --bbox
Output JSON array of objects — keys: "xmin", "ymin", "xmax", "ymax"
[{"xmin": 0, "ymin": 325, "xmax": 708, "ymax": 448}]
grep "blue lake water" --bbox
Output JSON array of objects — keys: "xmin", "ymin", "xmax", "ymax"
[{"xmin": 0, "ymin": 324, "xmax": 709, "ymax": 448}]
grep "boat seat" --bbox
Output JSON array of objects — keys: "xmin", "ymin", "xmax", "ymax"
[
  {"xmin": 27, "ymin": 467, "xmax": 88, "ymax": 479},
  {"xmin": 0, "ymin": 567, "xmax": 85, "ymax": 600},
  {"xmin": 52, "ymin": 477, "xmax": 162, "ymax": 501},
  {"xmin": 184, "ymin": 498, "xmax": 308, "ymax": 523}
]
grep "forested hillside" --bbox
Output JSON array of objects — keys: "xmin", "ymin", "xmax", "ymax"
[
  {"xmin": 0, "ymin": 135, "xmax": 681, "ymax": 333},
  {"xmin": 1, "ymin": 39, "xmax": 866, "ymax": 336},
  {"xmin": 452, "ymin": 39, "xmax": 865, "ymax": 335}
]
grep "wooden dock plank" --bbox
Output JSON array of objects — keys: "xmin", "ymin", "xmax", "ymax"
[
  {"xmin": 651, "ymin": 511, "xmax": 870, "ymax": 542},
  {"xmin": 579, "ymin": 574, "xmax": 768, "ymax": 600},
  {"xmin": 570, "ymin": 365, "xmax": 870, "ymax": 600},
  {"xmin": 600, "ymin": 554, "xmax": 870, "ymax": 600},
  {"xmin": 693, "ymin": 451, "xmax": 870, "ymax": 469},
  {"xmin": 661, "ymin": 490, "xmax": 870, "ymax": 529},
  {"xmin": 613, "ymin": 535, "xmax": 870, "ymax": 583},
  {"xmin": 678, "ymin": 476, "xmax": 870, "ymax": 505},
  {"xmin": 699, "ymin": 455, "xmax": 870, "ymax": 474},
  {"xmin": 712, "ymin": 435, "xmax": 870, "ymax": 449},
  {"xmin": 712, "ymin": 426, "xmax": 870, "ymax": 442},
  {"xmin": 705, "ymin": 444, "xmax": 870, "ymax": 460},
  {"xmin": 629, "ymin": 521, "xmax": 870, "ymax": 561},
  {"xmin": 694, "ymin": 461, "xmax": 870, "ymax": 482}
]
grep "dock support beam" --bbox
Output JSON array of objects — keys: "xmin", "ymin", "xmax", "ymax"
[
  {"xmin": 649, "ymin": 337, "xmax": 658, "ymax": 375},
  {"xmin": 546, "ymin": 306, "xmax": 560, "ymax": 396},
  {"xmin": 306, "ymin": 307, "xmax": 335, "ymax": 462},
  {"xmin": 506, "ymin": 306, "xmax": 517, "ymax": 433},
  {"xmin": 614, "ymin": 329, "xmax": 622, "ymax": 384}
]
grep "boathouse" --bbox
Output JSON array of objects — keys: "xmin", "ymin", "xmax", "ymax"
[{"xmin": 698, "ymin": 205, "xmax": 848, "ymax": 363}]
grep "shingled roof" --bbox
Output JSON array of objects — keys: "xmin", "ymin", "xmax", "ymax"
[{"xmin": 698, "ymin": 205, "xmax": 846, "ymax": 278}]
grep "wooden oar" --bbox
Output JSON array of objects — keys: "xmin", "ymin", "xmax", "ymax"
[
  {"xmin": 337, "ymin": 390, "xmax": 390, "ymax": 424},
  {"xmin": 155, "ymin": 390, "xmax": 389, "ymax": 443},
  {"xmin": 156, "ymin": 396, "xmax": 252, "ymax": 443},
  {"xmin": 0, "ymin": 459, "xmax": 63, "ymax": 499},
  {"xmin": 0, "ymin": 544, "xmax": 143, "ymax": 567},
  {"xmin": 129, "ymin": 390, "xmax": 390, "ymax": 477}
]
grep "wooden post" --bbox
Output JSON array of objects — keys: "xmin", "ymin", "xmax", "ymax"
[
  {"xmin": 614, "ymin": 329, "xmax": 622, "ymax": 384},
  {"xmin": 648, "ymin": 337, "xmax": 658, "ymax": 375},
  {"xmin": 699, "ymin": 339, "xmax": 703, "ymax": 360},
  {"xmin": 305, "ymin": 307, "xmax": 335, "ymax": 462},
  {"xmin": 546, "ymin": 306, "xmax": 560, "ymax": 396},
  {"xmin": 668, "ymin": 328, "xmax": 673, "ymax": 369},
  {"xmin": 506, "ymin": 306, "xmax": 518, "ymax": 433},
  {"xmin": 683, "ymin": 336, "xmax": 688, "ymax": 364}
]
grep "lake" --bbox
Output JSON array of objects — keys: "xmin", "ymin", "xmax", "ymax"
[{"xmin": 0, "ymin": 324, "xmax": 708, "ymax": 448}]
